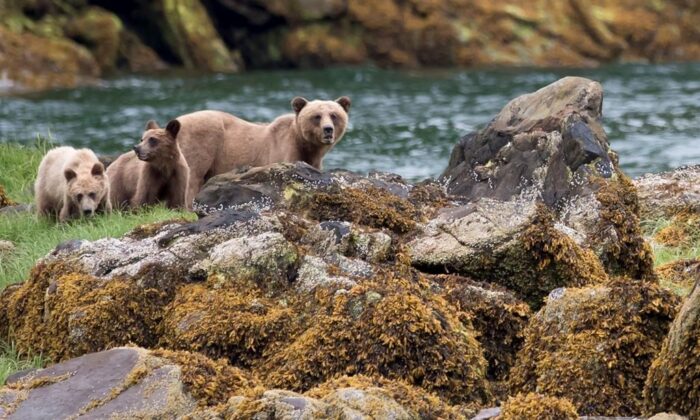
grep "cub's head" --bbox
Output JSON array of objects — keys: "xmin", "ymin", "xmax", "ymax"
[
  {"xmin": 64, "ymin": 162, "xmax": 108, "ymax": 217},
  {"xmin": 134, "ymin": 119, "xmax": 181, "ymax": 163},
  {"xmin": 292, "ymin": 96, "xmax": 350, "ymax": 146}
]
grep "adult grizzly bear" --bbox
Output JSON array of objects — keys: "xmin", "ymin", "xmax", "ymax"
[
  {"xmin": 107, "ymin": 119, "xmax": 190, "ymax": 210},
  {"xmin": 172, "ymin": 96, "xmax": 351, "ymax": 203},
  {"xmin": 35, "ymin": 146, "xmax": 112, "ymax": 222}
]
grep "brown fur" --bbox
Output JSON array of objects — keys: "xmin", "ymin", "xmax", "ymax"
[
  {"xmin": 35, "ymin": 146, "xmax": 112, "ymax": 222},
  {"xmin": 107, "ymin": 119, "xmax": 191, "ymax": 210},
  {"xmin": 171, "ymin": 96, "xmax": 351, "ymax": 203}
]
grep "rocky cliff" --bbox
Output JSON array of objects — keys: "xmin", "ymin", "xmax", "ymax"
[{"xmin": 2, "ymin": 0, "xmax": 700, "ymax": 93}]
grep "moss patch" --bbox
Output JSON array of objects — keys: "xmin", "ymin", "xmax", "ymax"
[
  {"xmin": 500, "ymin": 392, "xmax": 578, "ymax": 420},
  {"xmin": 508, "ymin": 279, "xmax": 679, "ymax": 416}
]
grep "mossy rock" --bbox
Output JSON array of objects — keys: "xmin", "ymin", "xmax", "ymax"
[
  {"xmin": 64, "ymin": 6, "xmax": 122, "ymax": 72},
  {"xmin": 0, "ymin": 25, "xmax": 99, "ymax": 93},
  {"xmin": 157, "ymin": 0, "xmax": 237, "ymax": 71},
  {"xmin": 500, "ymin": 392, "xmax": 578, "ymax": 420},
  {"xmin": 644, "ymin": 280, "xmax": 700, "ymax": 418},
  {"xmin": 259, "ymin": 273, "xmax": 491, "ymax": 405},
  {"xmin": 509, "ymin": 280, "xmax": 679, "ymax": 416}
]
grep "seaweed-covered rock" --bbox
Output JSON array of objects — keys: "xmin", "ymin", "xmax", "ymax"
[
  {"xmin": 644, "ymin": 280, "xmax": 700, "ymax": 418},
  {"xmin": 0, "ymin": 185, "xmax": 15, "ymax": 208},
  {"xmin": 634, "ymin": 165, "xmax": 700, "ymax": 219},
  {"xmin": 509, "ymin": 280, "xmax": 679, "ymax": 416},
  {"xmin": 436, "ymin": 275, "xmax": 532, "ymax": 380},
  {"xmin": 260, "ymin": 274, "xmax": 491, "ymax": 405},
  {"xmin": 440, "ymin": 76, "xmax": 655, "ymax": 280},
  {"xmin": 195, "ymin": 162, "xmax": 444, "ymax": 234},
  {"xmin": 656, "ymin": 258, "xmax": 700, "ymax": 297},
  {"xmin": 0, "ymin": 347, "xmax": 256, "ymax": 419},
  {"xmin": 409, "ymin": 200, "xmax": 608, "ymax": 307},
  {"xmin": 499, "ymin": 392, "xmax": 578, "ymax": 420}
]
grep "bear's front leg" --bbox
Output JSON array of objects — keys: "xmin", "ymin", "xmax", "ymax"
[{"xmin": 58, "ymin": 199, "xmax": 73, "ymax": 222}]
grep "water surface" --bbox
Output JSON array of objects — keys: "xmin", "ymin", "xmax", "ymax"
[{"xmin": 1, "ymin": 64, "xmax": 699, "ymax": 180}]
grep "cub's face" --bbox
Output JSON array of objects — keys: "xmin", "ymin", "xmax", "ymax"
[
  {"xmin": 64, "ymin": 163, "xmax": 107, "ymax": 217},
  {"xmin": 293, "ymin": 96, "xmax": 350, "ymax": 146},
  {"xmin": 134, "ymin": 119, "xmax": 181, "ymax": 163}
]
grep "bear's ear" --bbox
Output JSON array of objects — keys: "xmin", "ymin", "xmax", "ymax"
[
  {"xmin": 64, "ymin": 168, "xmax": 77, "ymax": 182},
  {"xmin": 336, "ymin": 96, "xmax": 351, "ymax": 112},
  {"xmin": 165, "ymin": 119, "xmax": 181, "ymax": 139},
  {"xmin": 146, "ymin": 120, "xmax": 160, "ymax": 130},
  {"xmin": 292, "ymin": 97, "xmax": 308, "ymax": 114},
  {"xmin": 91, "ymin": 162, "xmax": 105, "ymax": 177}
]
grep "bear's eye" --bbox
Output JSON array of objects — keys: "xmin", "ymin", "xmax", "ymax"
[
  {"xmin": 330, "ymin": 113, "xmax": 338, "ymax": 121},
  {"xmin": 148, "ymin": 138, "xmax": 158, "ymax": 146},
  {"xmin": 88, "ymin": 192, "xmax": 96, "ymax": 200},
  {"xmin": 76, "ymin": 193, "xmax": 83, "ymax": 201},
  {"xmin": 313, "ymin": 115, "xmax": 321, "ymax": 123}
]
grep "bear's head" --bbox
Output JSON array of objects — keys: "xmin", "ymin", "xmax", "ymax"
[
  {"xmin": 64, "ymin": 162, "xmax": 108, "ymax": 217},
  {"xmin": 135, "ymin": 119, "xmax": 181, "ymax": 165},
  {"xmin": 292, "ymin": 96, "xmax": 350, "ymax": 146}
]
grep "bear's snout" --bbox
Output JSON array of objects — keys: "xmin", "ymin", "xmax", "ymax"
[
  {"xmin": 83, "ymin": 209, "xmax": 94, "ymax": 217},
  {"xmin": 133, "ymin": 145, "xmax": 141, "ymax": 153},
  {"xmin": 323, "ymin": 126, "xmax": 334, "ymax": 135}
]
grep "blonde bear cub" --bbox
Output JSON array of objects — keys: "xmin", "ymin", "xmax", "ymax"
[{"xmin": 35, "ymin": 146, "xmax": 112, "ymax": 222}]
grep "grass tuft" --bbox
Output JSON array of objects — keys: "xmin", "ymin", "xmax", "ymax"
[{"xmin": 0, "ymin": 340, "xmax": 47, "ymax": 385}]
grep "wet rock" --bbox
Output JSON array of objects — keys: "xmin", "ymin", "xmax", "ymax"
[
  {"xmin": 0, "ymin": 204, "xmax": 32, "ymax": 215},
  {"xmin": 634, "ymin": 165, "xmax": 700, "ymax": 219},
  {"xmin": 439, "ymin": 76, "xmax": 655, "ymax": 280},
  {"xmin": 471, "ymin": 406, "xmax": 501, "ymax": 420},
  {"xmin": 500, "ymin": 392, "xmax": 578, "ymax": 420},
  {"xmin": 409, "ymin": 199, "xmax": 607, "ymax": 307},
  {"xmin": 0, "ymin": 347, "xmax": 198, "ymax": 419},
  {"xmin": 509, "ymin": 280, "xmax": 679, "ymax": 416},
  {"xmin": 0, "ymin": 26, "xmax": 99, "ymax": 94},
  {"xmin": 644, "ymin": 280, "xmax": 700, "ymax": 418},
  {"xmin": 157, "ymin": 0, "xmax": 238, "ymax": 72},
  {"xmin": 647, "ymin": 414, "xmax": 690, "ymax": 420}
]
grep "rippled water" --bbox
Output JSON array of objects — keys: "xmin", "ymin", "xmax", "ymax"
[{"xmin": 1, "ymin": 63, "xmax": 699, "ymax": 180}]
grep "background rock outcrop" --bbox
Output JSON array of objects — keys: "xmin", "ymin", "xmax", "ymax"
[{"xmin": 2, "ymin": 0, "xmax": 700, "ymax": 92}]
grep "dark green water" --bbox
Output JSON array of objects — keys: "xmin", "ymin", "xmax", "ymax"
[{"xmin": 1, "ymin": 63, "xmax": 699, "ymax": 180}]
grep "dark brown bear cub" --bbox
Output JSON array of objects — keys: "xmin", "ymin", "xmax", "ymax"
[{"xmin": 107, "ymin": 119, "xmax": 190, "ymax": 210}]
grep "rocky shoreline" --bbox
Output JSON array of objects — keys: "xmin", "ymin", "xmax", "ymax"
[
  {"xmin": 1, "ymin": 77, "xmax": 699, "ymax": 419},
  {"xmin": 2, "ymin": 0, "xmax": 700, "ymax": 93}
]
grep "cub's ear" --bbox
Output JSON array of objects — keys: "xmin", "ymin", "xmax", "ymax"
[
  {"xmin": 336, "ymin": 96, "xmax": 351, "ymax": 112},
  {"xmin": 64, "ymin": 168, "xmax": 77, "ymax": 182},
  {"xmin": 165, "ymin": 119, "xmax": 181, "ymax": 139},
  {"xmin": 292, "ymin": 97, "xmax": 308, "ymax": 114},
  {"xmin": 146, "ymin": 120, "xmax": 160, "ymax": 130},
  {"xmin": 91, "ymin": 162, "xmax": 105, "ymax": 177}
]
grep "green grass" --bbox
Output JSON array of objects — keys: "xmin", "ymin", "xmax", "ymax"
[
  {"xmin": 0, "ymin": 142, "xmax": 196, "ymax": 381},
  {"xmin": 0, "ymin": 340, "xmax": 48, "ymax": 386},
  {"xmin": 641, "ymin": 217, "xmax": 700, "ymax": 267}
]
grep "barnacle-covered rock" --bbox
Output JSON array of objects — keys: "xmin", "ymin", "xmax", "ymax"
[
  {"xmin": 509, "ymin": 280, "xmax": 679, "ymax": 416},
  {"xmin": 644, "ymin": 280, "xmax": 700, "ymax": 418}
]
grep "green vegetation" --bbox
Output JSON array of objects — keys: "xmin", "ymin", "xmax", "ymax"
[
  {"xmin": 0, "ymin": 142, "xmax": 196, "ymax": 291},
  {"xmin": 0, "ymin": 340, "xmax": 47, "ymax": 385}
]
